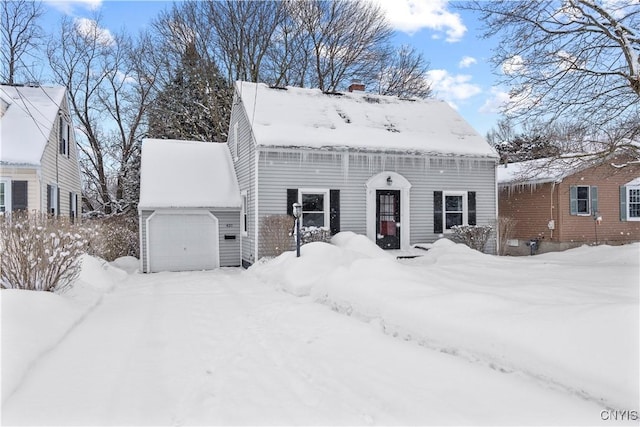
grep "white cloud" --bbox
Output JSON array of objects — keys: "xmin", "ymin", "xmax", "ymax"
[
  {"xmin": 458, "ymin": 56, "xmax": 477, "ymax": 68},
  {"xmin": 479, "ymin": 88, "xmax": 510, "ymax": 114},
  {"xmin": 501, "ymin": 55, "xmax": 525, "ymax": 75},
  {"xmin": 426, "ymin": 69, "xmax": 482, "ymax": 105},
  {"xmin": 375, "ymin": 0, "xmax": 467, "ymax": 42},
  {"xmin": 75, "ymin": 17, "xmax": 114, "ymax": 46},
  {"xmin": 479, "ymin": 86, "xmax": 537, "ymax": 115},
  {"xmin": 45, "ymin": 0, "xmax": 102, "ymax": 14}
]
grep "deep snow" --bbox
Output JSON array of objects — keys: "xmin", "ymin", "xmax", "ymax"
[{"xmin": 1, "ymin": 236, "xmax": 638, "ymax": 425}]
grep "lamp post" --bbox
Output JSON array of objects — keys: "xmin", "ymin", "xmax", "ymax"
[{"xmin": 293, "ymin": 202, "xmax": 302, "ymax": 257}]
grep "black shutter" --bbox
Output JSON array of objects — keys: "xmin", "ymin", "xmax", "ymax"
[
  {"xmin": 468, "ymin": 191, "xmax": 476, "ymax": 226},
  {"xmin": 434, "ymin": 191, "xmax": 443, "ymax": 233},
  {"xmin": 69, "ymin": 192, "xmax": 74, "ymax": 220},
  {"xmin": 11, "ymin": 181, "xmax": 28, "ymax": 211},
  {"xmin": 286, "ymin": 189, "xmax": 298, "ymax": 216},
  {"xmin": 57, "ymin": 187, "xmax": 60, "ymax": 217},
  {"xmin": 330, "ymin": 189, "xmax": 340, "ymax": 235},
  {"xmin": 47, "ymin": 185, "xmax": 52, "ymax": 214}
]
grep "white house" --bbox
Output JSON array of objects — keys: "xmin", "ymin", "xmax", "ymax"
[
  {"xmin": 227, "ymin": 81, "xmax": 499, "ymax": 267},
  {"xmin": 138, "ymin": 138, "xmax": 241, "ymax": 272},
  {"xmin": 0, "ymin": 84, "xmax": 82, "ymax": 218}
]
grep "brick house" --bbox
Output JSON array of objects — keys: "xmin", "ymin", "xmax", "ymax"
[{"xmin": 498, "ymin": 155, "xmax": 640, "ymax": 255}]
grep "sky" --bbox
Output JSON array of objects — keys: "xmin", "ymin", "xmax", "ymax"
[{"xmin": 39, "ymin": 0, "xmax": 505, "ymax": 136}]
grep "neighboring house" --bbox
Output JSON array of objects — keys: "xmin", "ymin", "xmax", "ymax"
[
  {"xmin": 498, "ymin": 155, "xmax": 640, "ymax": 255},
  {"xmin": 228, "ymin": 81, "xmax": 499, "ymax": 267},
  {"xmin": 138, "ymin": 138, "xmax": 241, "ymax": 273},
  {"xmin": 0, "ymin": 84, "xmax": 82, "ymax": 219}
]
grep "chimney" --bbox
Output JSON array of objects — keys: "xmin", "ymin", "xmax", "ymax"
[{"xmin": 348, "ymin": 80, "xmax": 365, "ymax": 92}]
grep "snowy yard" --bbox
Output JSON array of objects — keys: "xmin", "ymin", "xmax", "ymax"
[{"xmin": 2, "ymin": 234, "xmax": 638, "ymax": 425}]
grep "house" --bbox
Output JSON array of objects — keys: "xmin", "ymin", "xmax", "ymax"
[
  {"xmin": 228, "ymin": 81, "xmax": 499, "ymax": 267},
  {"xmin": 0, "ymin": 84, "xmax": 82, "ymax": 219},
  {"xmin": 138, "ymin": 138, "xmax": 241, "ymax": 272},
  {"xmin": 497, "ymin": 155, "xmax": 640, "ymax": 255}
]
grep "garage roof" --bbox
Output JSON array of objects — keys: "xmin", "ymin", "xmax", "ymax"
[{"xmin": 139, "ymin": 139, "xmax": 241, "ymax": 209}]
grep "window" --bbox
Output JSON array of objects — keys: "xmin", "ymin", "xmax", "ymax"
[
  {"xmin": 47, "ymin": 184, "xmax": 58, "ymax": 216},
  {"xmin": 59, "ymin": 116, "xmax": 69, "ymax": 156},
  {"xmin": 70, "ymin": 192, "xmax": 77, "ymax": 222},
  {"xmin": 629, "ymin": 187, "xmax": 640, "ymax": 219},
  {"xmin": 444, "ymin": 191, "xmax": 468, "ymax": 231},
  {"xmin": 570, "ymin": 185, "xmax": 597, "ymax": 216},
  {"xmin": 576, "ymin": 186, "xmax": 590, "ymax": 214},
  {"xmin": 299, "ymin": 189, "xmax": 329, "ymax": 228},
  {"xmin": 434, "ymin": 191, "xmax": 475, "ymax": 234},
  {"xmin": 0, "ymin": 179, "xmax": 9, "ymax": 213},
  {"xmin": 622, "ymin": 181, "xmax": 640, "ymax": 221},
  {"xmin": 241, "ymin": 190, "xmax": 248, "ymax": 236}
]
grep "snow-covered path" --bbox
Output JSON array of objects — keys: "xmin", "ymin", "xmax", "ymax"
[{"xmin": 3, "ymin": 267, "xmax": 612, "ymax": 426}]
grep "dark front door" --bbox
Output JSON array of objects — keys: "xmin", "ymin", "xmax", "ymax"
[{"xmin": 376, "ymin": 190, "xmax": 400, "ymax": 249}]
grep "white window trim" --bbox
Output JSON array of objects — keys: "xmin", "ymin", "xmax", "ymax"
[
  {"xmin": 627, "ymin": 184, "xmax": 640, "ymax": 221},
  {"xmin": 241, "ymin": 190, "xmax": 248, "ymax": 236},
  {"xmin": 442, "ymin": 190, "xmax": 468, "ymax": 233},
  {"xmin": 0, "ymin": 178, "xmax": 11, "ymax": 213},
  {"xmin": 575, "ymin": 185, "xmax": 592, "ymax": 216},
  {"xmin": 298, "ymin": 188, "xmax": 330, "ymax": 229}
]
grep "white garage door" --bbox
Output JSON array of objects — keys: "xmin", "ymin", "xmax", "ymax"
[{"xmin": 148, "ymin": 211, "xmax": 219, "ymax": 272}]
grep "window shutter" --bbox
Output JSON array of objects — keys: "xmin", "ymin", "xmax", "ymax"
[
  {"xmin": 590, "ymin": 186, "xmax": 598, "ymax": 215},
  {"xmin": 330, "ymin": 189, "xmax": 340, "ymax": 235},
  {"xmin": 69, "ymin": 192, "xmax": 74, "ymax": 219},
  {"xmin": 620, "ymin": 186, "xmax": 627, "ymax": 221},
  {"xmin": 59, "ymin": 116, "xmax": 64, "ymax": 154},
  {"xmin": 434, "ymin": 191, "xmax": 443, "ymax": 233},
  {"xmin": 47, "ymin": 184, "xmax": 52, "ymax": 214},
  {"xmin": 286, "ymin": 189, "xmax": 298, "ymax": 216},
  {"xmin": 57, "ymin": 187, "xmax": 60, "ymax": 217},
  {"xmin": 468, "ymin": 191, "xmax": 476, "ymax": 226},
  {"xmin": 569, "ymin": 186, "xmax": 578, "ymax": 215},
  {"xmin": 11, "ymin": 181, "xmax": 28, "ymax": 211}
]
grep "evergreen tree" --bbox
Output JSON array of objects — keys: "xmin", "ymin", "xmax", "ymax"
[{"xmin": 148, "ymin": 43, "xmax": 232, "ymax": 142}]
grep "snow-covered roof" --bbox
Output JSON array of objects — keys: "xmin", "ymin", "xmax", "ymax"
[
  {"xmin": 139, "ymin": 139, "xmax": 241, "ymax": 209},
  {"xmin": 236, "ymin": 81, "xmax": 498, "ymax": 158},
  {"xmin": 0, "ymin": 85, "xmax": 66, "ymax": 166},
  {"xmin": 497, "ymin": 157, "xmax": 589, "ymax": 185}
]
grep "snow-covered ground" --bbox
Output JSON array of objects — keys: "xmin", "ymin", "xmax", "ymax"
[{"xmin": 2, "ymin": 235, "xmax": 638, "ymax": 425}]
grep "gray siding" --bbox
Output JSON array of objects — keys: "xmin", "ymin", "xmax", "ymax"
[
  {"xmin": 139, "ymin": 208, "xmax": 240, "ymax": 273},
  {"xmin": 215, "ymin": 210, "xmax": 241, "ymax": 267},
  {"xmin": 257, "ymin": 149, "xmax": 498, "ymax": 255},
  {"xmin": 227, "ymin": 90, "xmax": 257, "ymax": 266}
]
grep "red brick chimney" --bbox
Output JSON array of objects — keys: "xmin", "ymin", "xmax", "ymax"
[{"xmin": 348, "ymin": 80, "xmax": 365, "ymax": 92}]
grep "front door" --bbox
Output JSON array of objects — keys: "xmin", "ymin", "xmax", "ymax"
[{"xmin": 376, "ymin": 190, "xmax": 400, "ymax": 249}]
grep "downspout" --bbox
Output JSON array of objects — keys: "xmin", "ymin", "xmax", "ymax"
[{"xmin": 550, "ymin": 182, "xmax": 555, "ymax": 240}]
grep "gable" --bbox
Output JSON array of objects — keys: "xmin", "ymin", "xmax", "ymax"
[
  {"xmin": 138, "ymin": 139, "xmax": 241, "ymax": 209},
  {"xmin": 236, "ymin": 81, "xmax": 497, "ymax": 158},
  {"xmin": 0, "ymin": 85, "xmax": 67, "ymax": 166}
]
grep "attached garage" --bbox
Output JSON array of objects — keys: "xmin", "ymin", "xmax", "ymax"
[{"xmin": 138, "ymin": 139, "xmax": 241, "ymax": 273}]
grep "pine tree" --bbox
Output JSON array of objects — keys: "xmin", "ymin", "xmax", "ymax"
[{"xmin": 148, "ymin": 43, "xmax": 233, "ymax": 142}]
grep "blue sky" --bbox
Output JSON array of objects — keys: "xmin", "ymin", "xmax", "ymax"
[{"xmin": 40, "ymin": 0, "xmax": 505, "ymax": 136}]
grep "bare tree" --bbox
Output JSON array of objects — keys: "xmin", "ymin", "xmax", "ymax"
[
  {"xmin": 374, "ymin": 45, "xmax": 432, "ymax": 98},
  {"xmin": 290, "ymin": 0, "xmax": 393, "ymax": 92},
  {"xmin": 208, "ymin": 0, "xmax": 286, "ymax": 83},
  {"xmin": 48, "ymin": 15, "xmax": 159, "ymax": 214},
  {"xmin": 0, "ymin": 0, "xmax": 44, "ymax": 84},
  {"xmin": 461, "ymin": 0, "xmax": 639, "ymax": 157}
]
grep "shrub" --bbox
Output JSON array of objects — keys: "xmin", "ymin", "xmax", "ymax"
[
  {"xmin": 84, "ymin": 212, "xmax": 139, "ymax": 261},
  {"xmin": 300, "ymin": 226, "xmax": 331, "ymax": 244},
  {"xmin": 450, "ymin": 224, "xmax": 493, "ymax": 252},
  {"xmin": 0, "ymin": 212, "xmax": 93, "ymax": 292},
  {"xmin": 259, "ymin": 214, "xmax": 294, "ymax": 257},
  {"xmin": 495, "ymin": 216, "xmax": 518, "ymax": 256}
]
